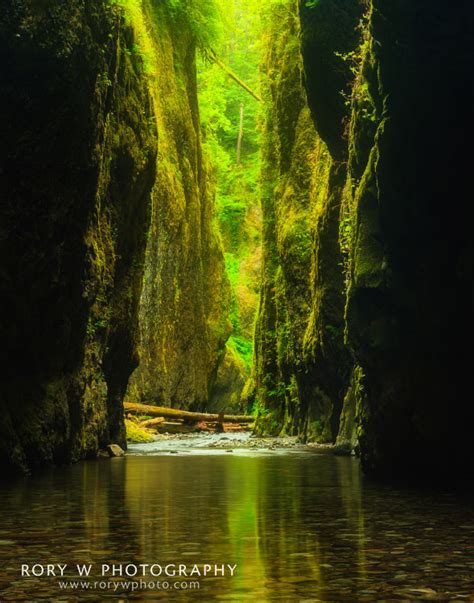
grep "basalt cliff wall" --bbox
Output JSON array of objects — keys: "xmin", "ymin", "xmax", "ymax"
[
  {"xmin": 126, "ymin": 3, "xmax": 231, "ymax": 411},
  {"xmin": 0, "ymin": 0, "xmax": 229, "ymax": 473},
  {"xmin": 0, "ymin": 0, "xmax": 157, "ymax": 473},
  {"xmin": 251, "ymin": 0, "xmax": 362, "ymax": 444},
  {"xmin": 339, "ymin": 0, "xmax": 473, "ymax": 480},
  {"xmin": 253, "ymin": 0, "xmax": 473, "ymax": 483}
]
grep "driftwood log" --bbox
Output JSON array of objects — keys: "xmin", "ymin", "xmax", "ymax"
[
  {"xmin": 124, "ymin": 402, "xmax": 254, "ymax": 424},
  {"xmin": 138, "ymin": 417, "xmax": 166, "ymax": 428}
]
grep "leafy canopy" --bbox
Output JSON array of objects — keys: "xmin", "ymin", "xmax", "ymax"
[{"xmin": 163, "ymin": 0, "xmax": 226, "ymax": 50}]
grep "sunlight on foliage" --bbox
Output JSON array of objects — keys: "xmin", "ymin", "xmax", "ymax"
[
  {"xmin": 163, "ymin": 0, "xmax": 226, "ymax": 50},
  {"xmin": 112, "ymin": 0, "xmax": 157, "ymax": 76},
  {"xmin": 197, "ymin": 0, "xmax": 263, "ymax": 370}
]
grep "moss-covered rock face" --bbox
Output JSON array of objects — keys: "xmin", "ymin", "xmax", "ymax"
[
  {"xmin": 0, "ymin": 0, "xmax": 231, "ymax": 473},
  {"xmin": 344, "ymin": 1, "xmax": 474, "ymax": 481},
  {"xmin": 125, "ymin": 3, "xmax": 231, "ymax": 411},
  {"xmin": 299, "ymin": 0, "xmax": 474, "ymax": 481},
  {"xmin": 0, "ymin": 1, "xmax": 157, "ymax": 473},
  {"xmin": 299, "ymin": 0, "xmax": 365, "ymax": 158},
  {"xmin": 208, "ymin": 345, "xmax": 247, "ymax": 414},
  {"xmin": 252, "ymin": 0, "xmax": 352, "ymax": 442}
]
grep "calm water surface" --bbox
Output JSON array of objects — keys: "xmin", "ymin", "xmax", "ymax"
[{"xmin": 0, "ymin": 443, "xmax": 473, "ymax": 601}]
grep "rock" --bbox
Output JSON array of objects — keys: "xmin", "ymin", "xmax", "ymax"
[
  {"xmin": 124, "ymin": 1, "xmax": 231, "ymax": 411},
  {"xmin": 333, "ymin": 442, "xmax": 353, "ymax": 456},
  {"xmin": 106, "ymin": 444, "xmax": 125, "ymax": 458},
  {"xmin": 342, "ymin": 0, "xmax": 474, "ymax": 483},
  {"xmin": 0, "ymin": 0, "xmax": 157, "ymax": 474},
  {"xmin": 207, "ymin": 345, "xmax": 248, "ymax": 414},
  {"xmin": 252, "ymin": 1, "xmax": 352, "ymax": 445}
]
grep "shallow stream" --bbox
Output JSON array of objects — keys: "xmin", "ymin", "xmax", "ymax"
[{"xmin": 0, "ymin": 436, "xmax": 473, "ymax": 600}]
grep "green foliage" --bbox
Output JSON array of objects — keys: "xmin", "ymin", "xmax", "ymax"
[
  {"xmin": 86, "ymin": 317, "xmax": 108, "ymax": 337},
  {"xmin": 227, "ymin": 334, "xmax": 253, "ymax": 368},
  {"xmin": 112, "ymin": 0, "xmax": 226, "ymax": 77},
  {"xmin": 224, "ymin": 252, "xmax": 240, "ymax": 288},
  {"xmin": 219, "ymin": 196, "xmax": 247, "ymax": 247},
  {"xmin": 267, "ymin": 381, "xmax": 289, "ymax": 399},
  {"xmin": 111, "ymin": 0, "xmax": 157, "ymax": 76},
  {"xmin": 197, "ymin": 0, "xmax": 263, "ymax": 383},
  {"xmin": 198, "ymin": 0, "xmax": 262, "ymax": 179},
  {"xmin": 339, "ymin": 214, "xmax": 352, "ymax": 254},
  {"xmin": 336, "ymin": 13, "xmax": 373, "ymax": 116},
  {"xmin": 163, "ymin": 0, "xmax": 225, "ymax": 51},
  {"xmin": 310, "ymin": 419, "xmax": 323, "ymax": 435}
]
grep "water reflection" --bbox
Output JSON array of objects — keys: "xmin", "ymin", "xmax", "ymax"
[{"xmin": 0, "ymin": 453, "xmax": 473, "ymax": 600}]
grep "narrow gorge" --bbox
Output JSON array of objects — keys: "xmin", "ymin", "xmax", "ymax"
[
  {"xmin": 1, "ymin": 1, "xmax": 474, "ymax": 601},
  {"xmin": 1, "ymin": 0, "xmax": 473, "ymax": 482}
]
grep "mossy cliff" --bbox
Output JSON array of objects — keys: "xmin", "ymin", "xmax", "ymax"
[
  {"xmin": 341, "ymin": 0, "xmax": 474, "ymax": 480},
  {"xmin": 295, "ymin": 0, "xmax": 473, "ymax": 481},
  {"xmin": 254, "ymin": 0, "xmax": 473, "ymax": 483},
  {"xmin": 0, "ymin": 0, "xmax": 157, "ymax": 473},
  {"xmin": 251, "ymin": 0, "xmax": 360, "ymax": 442},
  {"xmin": 0, "ymin": 0, "xmax": 230, "ymax": 473},
  {"xmin": 126, "ymin": 3, "xmax": 231, "ymax": 410}
]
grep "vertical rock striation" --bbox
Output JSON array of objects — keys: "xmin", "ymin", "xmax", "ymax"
[
  {"xmin": 126, "ymin": 3, "xmax": 231, "ymax": 410},
  {"xmin": 0, "ymin": 0, "xmax": 230, "ymax": 473},
  {"xmin": 343, "ymin": 0, "xmax": 474, "ymax": 480},
  {"xmin": 0, "ymin": 0, "xmax": 157, "ymax": 473},
  {"xmin": 256, "ymin": 0, "xmax": 473, "ymax": 484},
  {"xmin": 298, "ymin": 0, "xmax": 474, "ymax": 481},
  {"xmin": 252, "ymin": 0, "xmax": 358, "ymax": 442}
]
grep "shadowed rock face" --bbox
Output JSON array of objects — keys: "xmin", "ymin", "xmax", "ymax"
[
  {"xmin": 0, "ymin": 1, "xmax": 231, "ymax": 474},
  {"xmin": 299, "ymin": 0, "xmax": 365, "ymax": 159},
  {"xmin": 0, "ymin": 0, "xmax": 157, "ymax": 473},
  {"xmin": 346, "ymin": 0, "xmax": 474, "ymax": 482},
  {"xmin": 300, "ymin": 0, "xmax": 474, "ymax": 483}
]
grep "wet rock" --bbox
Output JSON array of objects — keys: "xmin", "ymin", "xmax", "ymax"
[
  {"xmin": 125, "ymin": 1, "xmax": 231, "ymax": 411},
  {"xmin": 333, "ymin": 442, "xmax": 353, "ymax": 456},
  {"xmin": 106, "ymin": 444, "xmax": 125, "ymax": 458},
  {"xmin": 343, "ymin": 0, "xmax": 474, "ymax": 483}
]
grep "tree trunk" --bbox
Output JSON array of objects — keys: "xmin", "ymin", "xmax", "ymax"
[
  {"xmin": 236, "ymin": 102, "xmax": 244, "ymax": 165},
  {"xmin": 124, "ymin": 401, "xmax": 254, "ymax": 424}
]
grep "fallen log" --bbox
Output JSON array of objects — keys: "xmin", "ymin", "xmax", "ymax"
[
  {"xmin": 124, "ymin": 402, "xmax": 254, "ymax": 424},
  {"xmin": 222, "ymin": 423, "xmax": 251, "ymax": 432},
  {"xmin": 154, "ymin": 422, "xmax": 196, "ymax": 434},
  {"xmin": 139, "ymin": 417, "xmax": 166, "ymax": 429}
]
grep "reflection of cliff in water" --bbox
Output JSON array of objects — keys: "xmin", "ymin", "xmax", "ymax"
[
  {"xmin": 1, "ymin": 454, "xmax": 473, "ymax": 600},
  {"xmin": 255, "ymin": 455, "xmax": 366, "ymax": 598}
]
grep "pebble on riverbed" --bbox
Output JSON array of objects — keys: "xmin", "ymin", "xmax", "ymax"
[{"xmin": 134, "ymin": 432, "xmax": 341, "ymax": 452}]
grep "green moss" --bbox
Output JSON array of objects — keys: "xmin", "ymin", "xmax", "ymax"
[
  {"xmin": 125, "ymin": 419, "xmax": 155, "ymax": 443},
  {"xmin": 112, "ymin": 0, "xmax": 157, "ymax": 76},
  {"xmin": 252, "ymin": 0, "xmax": 355, "ymax": 443},
  {"xmin": 227, "ymin": 335, "xmax": 253, "ymax": 368},
  {"xmin": 124, "ymin": 0, "xmax": 231, "ymax": 410},
  {"xmin": 0, "ymin": 0, "xmax": 157, "ymax": 471}
]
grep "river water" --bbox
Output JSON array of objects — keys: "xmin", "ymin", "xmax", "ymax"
[{"xmin": 0, "ymin": 435, "xmax": 473, "ymax": 601}]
